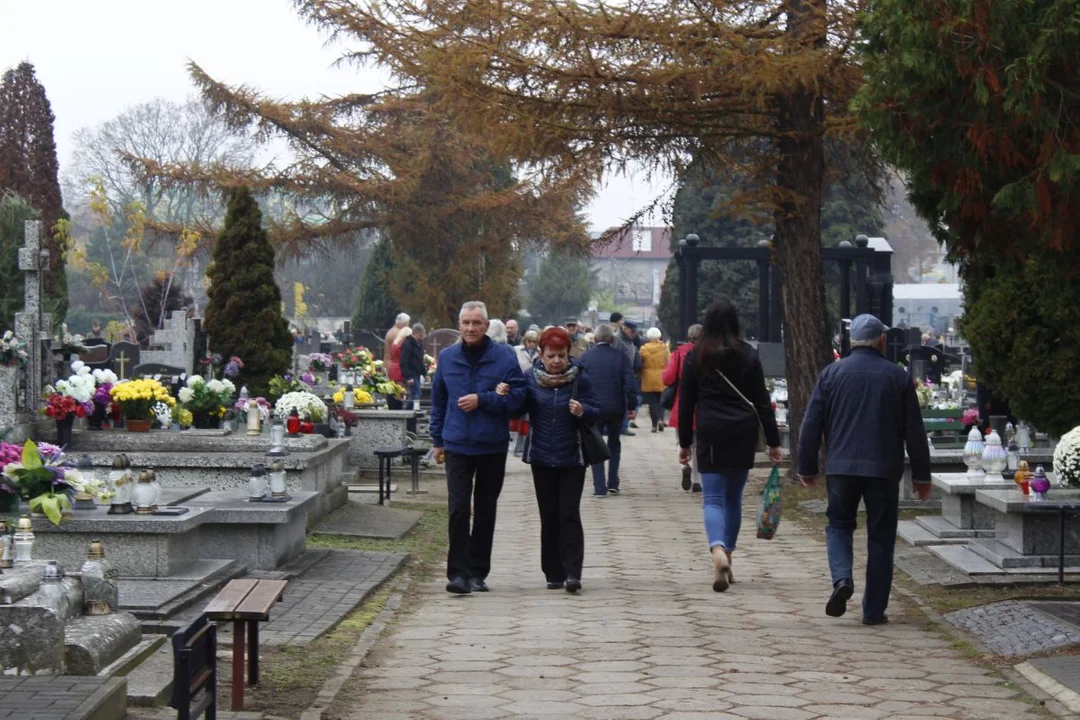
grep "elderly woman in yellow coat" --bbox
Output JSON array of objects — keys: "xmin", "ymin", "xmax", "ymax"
[{"xmin": 639, "ymin": 327, "xmax": 671, "ymax": 432}]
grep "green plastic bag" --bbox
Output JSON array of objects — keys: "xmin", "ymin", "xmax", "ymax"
[{"xmin": 756, "ymin": 466, "xmax": 783, "ymax": 540}]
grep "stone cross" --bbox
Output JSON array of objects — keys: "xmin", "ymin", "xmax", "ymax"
[
  {"xmin": 13, "ymin": 220, "xmax": 52, "ymax": 424},
  {"xmin": 116, "ymin": 351, "xmax": 130, "ymax": 380}
]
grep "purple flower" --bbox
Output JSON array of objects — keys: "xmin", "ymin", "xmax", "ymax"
[
  {"xmin": 224, "ymin": 360, "xmax": 241, "ymax": 378},
  {"xmin": 94, "ymin": 383, "xmax": 113, "ymax": 405},
  {"xmin": 301, "ymin": 372, "xmax": 316, "ymax": 387},
  {"xmin": 38, "ymin": 442, "xmax": 63, "ymax": 460}
]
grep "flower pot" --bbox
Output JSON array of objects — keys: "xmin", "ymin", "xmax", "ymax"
[
  {"xmin": 126, "ymin": 419, "xmax": 152, "ymax": 433},
  {"xmin": 192, "ymin": 411, "xmax": 219, "ymax": 430},
  {"xmin": 55, "ymin": 415, "xmax": 75, "ymax": 449},
  {"xmin": 88, "ymin": 403, "xmax": 107, "ymax": 431}
]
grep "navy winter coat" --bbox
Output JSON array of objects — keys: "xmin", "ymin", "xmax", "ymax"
[
  {"xmin": 522, "ymin": 365, "xmax": 602, "ymax": 468},
  {"xmin": 430, "ymin": 339, "xmax": 527, "ymax": 455},
  {"xmin": 797, "ymin": 347, "xmax": 931, "ymax": 482},
  {"xmin": 578, "ymin": 343, "xmax": 638, "ymax": 417}
]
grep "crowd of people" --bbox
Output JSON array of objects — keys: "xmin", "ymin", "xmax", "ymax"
[{"xmin": 424, "ymin": 300, "xmax": 929, "ymax": 629}]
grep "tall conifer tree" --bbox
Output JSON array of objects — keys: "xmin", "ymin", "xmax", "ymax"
[
  {"xmin": 204, "ymin": 188, "xmax": 291, "ymax": 394},
  {"xmin": 0, "ymin": 62, "xmax": 67, "ymax": 320}
]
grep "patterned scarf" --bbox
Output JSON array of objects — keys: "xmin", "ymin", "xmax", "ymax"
[{"xmin": 533, "ymin": 364, "xmax": 580, "ymax": 389}]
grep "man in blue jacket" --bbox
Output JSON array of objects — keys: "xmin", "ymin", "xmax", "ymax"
[
  {"xmin": 431, "ymin": 301, "xmax": 527, "ymax": 595},
  {"xmin": 797, "ymin": 314, "xmax": 931, "ymax": 626},
  {"xmin": 579, "ymin": 323, "xmax": 638, "ymax": 496}
]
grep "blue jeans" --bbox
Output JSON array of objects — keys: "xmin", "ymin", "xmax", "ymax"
[
  {"xmin": 825, "ymin": 476, "xmax": 900, "ymax": 621},
  {"xmin": 407, "ymin": 376, "xmax": 423, "ymax": 402},
  {"xmin": 591, "ymin": 414, "xmax": 624, "ymax": 494},
  {"xmin": 699, "ymin": 469, "xmax": 750, "ymax": 551}
]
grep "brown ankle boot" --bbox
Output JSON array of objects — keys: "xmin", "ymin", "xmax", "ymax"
[{"xmin": 711, "ymin": 546, "xmax": 730, "ymax": 592}]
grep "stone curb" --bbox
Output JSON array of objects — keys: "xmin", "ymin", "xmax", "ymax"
[
  {"xmin": 1016, "ymin": 662, "xmax": 1080, "ymax": 715},
  {"xmin": 298, "ymin": 573, "xmax": 408, "ymax": 720}
]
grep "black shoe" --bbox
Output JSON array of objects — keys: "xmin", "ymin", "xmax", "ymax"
[
  {"xmin": 469, "ymin": 578, "xmax": 490, "ymax": 593},
  {"xmin": 608, "ymin": 487, "xmax": 620, "ymax": 495},
  {"xmin": 681, "ymin": 466, "xmax": 692, "ymax": 491},
  {"xmin": 546, "ymin": 580, "xmax": 565, "ymax": 590},
  {"xmin": 629, "ymin": 421, "xmax": 639, "ymax": 429},
  {"xmin": 826, "ymin": 579, "xmax": 854, "ymax": 617},
  {"xmin": 446, "ymin": 576, "xmax": 471, "ymax": 594},
  {"xmin": 621, "ymin": 430, "xmax": 635, "ymax": 437},
  {"xmin": 565, "ymin": 577, "xmax": 582, "ymax": 594},
  {"xmin": 691, "ymin": 482, "xmax": 702, "ymax": 493},
  {"xmin": 658, "ymin": 423, "xmax": 666, "ymax": 432},
  {"xmin": 862, "ymin": 615, "xmax": 889, "ymax": 626},
  {"xmin": 593, "ymin": 492, "xmax": 608, "ymax": 498}
]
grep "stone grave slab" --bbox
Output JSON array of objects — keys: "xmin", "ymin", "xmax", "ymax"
[
  {"xmin": 312, "ymin": 499, "xmax": 422, "ymax": 539},
  {"xmin": 976, "ymin": 484, "xmax": 1080, "ymax": 559},
  {"xmin": 108, "ymin": 341, "xmax": 140, "ymax": 381},
  {"xmin": 348, "ymin": 409, "xmax": 420, "ymax": 469}
]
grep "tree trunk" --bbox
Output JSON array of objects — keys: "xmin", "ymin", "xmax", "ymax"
[{"xmin": 774, "ymin": 0, "xmax": 833, "ymax": 474}]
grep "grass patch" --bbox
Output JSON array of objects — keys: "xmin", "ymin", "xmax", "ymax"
[
  {"xmin": 897, "ymin": 573, "xmax": 1080, "ymax": 615},
  {"xmin": 230, "ymin": 502, "xmax": 449, "ymax": 719}
]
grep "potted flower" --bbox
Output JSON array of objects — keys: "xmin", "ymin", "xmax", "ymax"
[
  {"xmin": 332, "ymin": 386, "xmax": 375, "ymax": 406},
  {"xmin": 1053, "ymin": 426, "xmax": 1080, "ymax": 488},
  {"xmin": 335, "ymin": 346, "xmax": 374, "ymax": 384},
  {"xmin": 177, "ymin": 375, "xmax": 237, "ymax": 429},
  {"xmin": 88, "ymin": 368, "xmax": 118, "ymax": 430},
  {"xmin": 307, "ymin": 352, "xmax": 333, "ymax": 384},
  {"xmin": 110, "ymin": 379, "xmax": 176, "ymax": 432},
  {"xmin": 1, "ymin": 440, "xmax": 77, "ymax": 525},
  {"xmin": 267, "ymin": 374, "xmax": 305, "ymax": 402}
]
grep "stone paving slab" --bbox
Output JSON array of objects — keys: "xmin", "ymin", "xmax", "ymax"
[
  {"xmin": 339, "ymin": 430, "xmax": 1044, "ymax": 719},
  {"xmin": 945, "ymin": 600, "xmax": 1080, "ymax": 656},
  {"xmin": 312, "ymin": 498, "xmax": 422, "ymax": 539},
  {"xmin": 0, "ymin": 675, "xmax": 126, "ymax": 720}
]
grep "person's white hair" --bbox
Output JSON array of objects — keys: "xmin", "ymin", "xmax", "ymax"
[
  {"xmin": 594, "ymin": 324, "xmax": 616, "ymax": 344},
  {"xmin": 459, "ymin": 301, "xmax": 489, "ymax": 321},
  {"xmin": 522, "ymin": 329, "xmax": 539, "ymax": 344},
  {"xmin": 687, "ymin": 324, "xmax": 703, "ymax": 342},
  {"xmin": 397, "ymin": 326, "xmax": 413, "ymax": 342},
  {"xmin": 646, "ymin": 327, "xmax": 662, "ymax": 341},
  {"xmin": 395, "ymin": 312, "xmax": 410, "ymax": 326},
  {"xmin": 486, "ymin": 318, "xmax": 508, "ymax": 344}
]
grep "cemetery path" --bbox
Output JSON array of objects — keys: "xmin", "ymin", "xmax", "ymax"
[{"xmin": 339, "ymin": 429, "xmax": 1043, "ymax": 719}]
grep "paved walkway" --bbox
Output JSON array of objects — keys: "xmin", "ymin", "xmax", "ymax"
[{"xmin": 345, "ymin": 429, "xmax": 1041, "ymax": 719}]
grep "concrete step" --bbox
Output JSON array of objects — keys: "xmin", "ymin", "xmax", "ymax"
[
  {"xmin": 132, "ymin": 560, "xmax": 248, "ymax": 628},
  {"xmin": 97, "ymin": 634, "xmax": 166, "ymax": 678},
  {"xmin": 64, "ymin": 612, "xmax": 143, "ymax": 675},
  {"xmin": 914, "ymin": 514, "xmax": 994, "ymax": 539},
  {"xmin": 968, "ymin": 537, "xmax": 1080, "ymax": 570},
  {"xmin": 926, "ymin": 543, "xmax": 1006, "ymax": 575},
  {"xmin": 83, "ymin": 677, "xmax": 129, "ymax": 720},
  {"xmin": 897, "ymin": 520, "xmax": 966, "ymax": 547},
  {"xmin": 124, "ymin": 641, "xmax": 176, "ymax": 707}
]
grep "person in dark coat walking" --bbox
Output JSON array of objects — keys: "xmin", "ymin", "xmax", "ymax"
[
  {"xmin": 678, "ymin": 300, "xmax": 782, "ymax": 592},
  {"xmin": 431, "ymin": 301, "xmax": 527, "ymax": 595},
  {"xmin": 797, "ymin": 314, "xmax": 931, "ymax": 625},
  {"xmin": 399, "ymin": 323, "xmax": 428, "ymax": 405},
  {"xmin": 579, "ymin": 324, "xmax": 638, "ymax": 496},
  {"xmin": 500, "ymin": 327, "xmax": 601, "ymax": 593}
]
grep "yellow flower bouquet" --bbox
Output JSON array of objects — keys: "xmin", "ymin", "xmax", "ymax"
[
  {"xmin": 333, "ymin": 387, "xmax": 375, "ymax": 405},
  {"xmin": 110, "ymin": 379, "xmax": 176, "ymax": 421}
]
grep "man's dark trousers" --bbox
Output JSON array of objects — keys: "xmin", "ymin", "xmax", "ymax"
[
  {"xmin": 590, "ymin": 413, "xmax": 624, "ymax": 494},
  {"xmin": 825, "ymin": 475, "xmax": 900, "ymax": 621},
  {"xmin": 445, "ymin": 451, "xmax": 507, "ymax": 582}
]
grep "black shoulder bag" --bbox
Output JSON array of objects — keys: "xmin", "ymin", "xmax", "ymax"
[{"xmin": 571, "ymin": 376, "xmax": 611, "ymax": 465}]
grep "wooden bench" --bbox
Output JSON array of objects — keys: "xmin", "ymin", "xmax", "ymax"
[
  {"xmin": 169, "ymin": 613, "xmax": 217, "ymax": 720},
  {"xmin": 203, "ymin": 578, "xmax": 287, "ymax": 711}
]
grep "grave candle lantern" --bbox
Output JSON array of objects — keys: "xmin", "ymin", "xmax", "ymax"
[
  {"xmin": 132, "ymin": 470, "xmax": 161, "ymax": 514},
  {"xmin": 267, "ymin": 418, "xmax": 289, "ymax": 457},
  {"xmin": 980, "ymin": 430, "xmax": 1008, "ymax": 477},
  {"xmin": 286, "ymin": 408, "xmax": 301, "ymax": 436},
  {"xmin": 963, "ymin": 427, "xmax": 985, "ymax": 478},
  {"xmin": 1031, "ymin": 465, "xmax": 1051, "ymax": 501},
  {"xmin": 81, "ymin": 539, "xmax": 118, "ymax": 615},
  {"xmin": 0, "ymin": 519, "xmax": 14, "ymax": 569},
  {"xmin": 268, "ymin": 460, "xmax": 287, "ymax": 498},
  {"xmin": 39, "ymin": 561, "xmax": 69, "ymax": 618},
  {"xmin": 248, "ymin": 464, "xmax": 268, "ymax": 501},
  {"xmin": 246, "ymin": 402, "xmax": 262, "ymax": 436},
  {"xmin": 343, "ymin": 384, "xmax": 355, "ymax": 410},
  {"xmin": 13, "ymin": 515, "xmax": 34, "ymax": 564},
  {"xmin": 1004, "ymin": 439, "xmax": 1020, "ymax": 480},
  {"xmin": 108, "ymin": 454, "xmax": 134, "ymax": 515},
  {"xmin": 74, "ymin": 455, "xmax": 98, "ymax": 510}
]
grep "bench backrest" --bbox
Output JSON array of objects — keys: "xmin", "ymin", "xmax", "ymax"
[{"xmin": 169, "ymin": 613, "xmax": 217, "ymax": 720}]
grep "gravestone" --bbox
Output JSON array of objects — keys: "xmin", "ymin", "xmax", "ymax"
[
  {"xmin": 884, "ymin": 327, "xmax": 908, "ymax": 365},
  {"xmin": 130, "ymin": 362, "xmax": 186, "ymax": 381},
  {"xmin": 424, "ymin": 329, "xmax": 461, "ymax": 359},
  {"xmin": 756, "ymin": 342, "xmax": 786, "ymax": 378},
  {"xmin": 141, "ymin": 311, "xmax": 196, "ymax": 375},
  {"xmin": 78, "ymin": 344, "xmax": 110, "ymax": 371},
  {"xmin": 1, "ymin": 220, "xmax": 53, "ymax": 440},
  {"xmin": 108, "ymin": 342, "xmax": 140, "ymax": 381}
]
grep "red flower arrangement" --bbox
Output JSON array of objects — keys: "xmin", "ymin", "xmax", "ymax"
[{"xmin": 44, "ymin": 394, "xmax": 79, "ymax": 420}]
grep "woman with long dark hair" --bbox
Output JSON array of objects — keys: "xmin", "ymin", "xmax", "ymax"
[{"xmin": 678, "ymin": 300, "xmax": 783, "ymax": 592}]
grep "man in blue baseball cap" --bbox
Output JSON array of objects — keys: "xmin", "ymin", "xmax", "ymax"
[{"xmin": 797, "ymin": 314, "xmax": 930, "ymax": 626}]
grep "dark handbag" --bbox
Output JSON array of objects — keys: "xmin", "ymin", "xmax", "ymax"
[
  {"xmin": 660, "ymin": 384, "xmax": 677, "ymax": 411},
  {"xmin": 571, "ymin": 377, "xmax": 611, "ymax": 465}
]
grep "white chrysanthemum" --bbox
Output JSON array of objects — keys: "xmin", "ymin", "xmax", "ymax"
[
  {"xmin": 92, "ymin": 369, "xmax": 118, "ymax": 384},
  {"xmin": 222, "ymin": 379, "xmax": 236, "ymax": 394},
  {"xmin": 1054, "ymin": 426, "xmax": 1080, "ymax": 488},
  {"xmin": 186, "ymin": 375, "xmax": 204, "ymax": 388},
  {"xmin": 70, "ymin": 360, "xmax": 85, "ymax": 373},
  {"xmin": 206, "ymin": 379, "xmax": 225, "ymax": 394},
  {"xmin": 178, "ymin": 387, "xmax": 195, "ymax": 403},
  {"xmin": 274, "ymin": 391, "xmax": 328, "ymax": 423}
]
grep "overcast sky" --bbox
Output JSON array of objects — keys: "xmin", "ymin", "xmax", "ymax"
[{"xmin": 0, "ymin": 0, "xmax": 670, "ymax": 232}]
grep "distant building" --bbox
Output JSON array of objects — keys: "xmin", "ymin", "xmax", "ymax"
[
  {"xmin": 589, "ymin": 227, "xmax": 671, "ymax": 326},
  {"xmin": 893, "ymin": 283, "xmax": 963, "ymax": 333}
]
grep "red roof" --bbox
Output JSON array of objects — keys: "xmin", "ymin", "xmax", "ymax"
[{"xmin": 591, "ymin": 227, "xmax": 672, "ymax": 260}]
